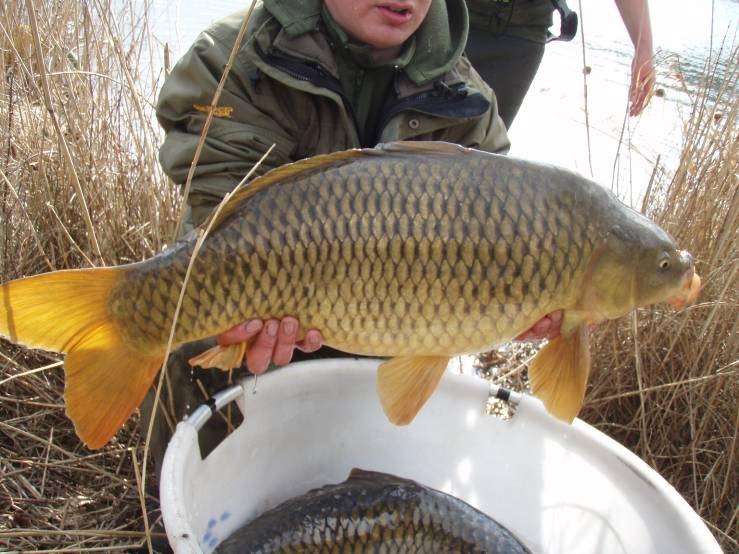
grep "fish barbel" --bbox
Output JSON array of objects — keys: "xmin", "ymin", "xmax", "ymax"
[
  {"xmin": 214, "ymin": 468, "xmax": 532, "ymax": 553},
  {"xmin": 0, "ymin": 142, "xmax": 701, "ymax": 448}
]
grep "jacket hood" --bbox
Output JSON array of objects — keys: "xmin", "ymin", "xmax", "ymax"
[{"xmin": 263, "ymin": 0, "xmax": 469, "ymax": 85}]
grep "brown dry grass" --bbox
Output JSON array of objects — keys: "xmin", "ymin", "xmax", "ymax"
[
  {"xmin": 1, "ymin": 0, "xmax": 176, "ymax": 551},
  {"xmin": 0, "ymin": 0, "xmax": 178, "ymax": 279},
  {"xmin": 0, "ymin": 0, "xmax": 736, "ymax": 552}
]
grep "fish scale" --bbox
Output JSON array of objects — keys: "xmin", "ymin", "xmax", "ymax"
[
  {"xmin": 214, "ymin": 469, "xmax": 532, "ymax": 553},
  {"xmin": 108, "ymin": 145, "xmax": 597, "ymax": 357}
]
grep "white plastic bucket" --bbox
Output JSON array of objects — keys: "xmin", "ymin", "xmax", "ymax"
[{"xmin": 160, "ymin": 359, "xmax": 722, "ymax": 553}]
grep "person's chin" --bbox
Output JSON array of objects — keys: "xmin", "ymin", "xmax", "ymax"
[{"xmin": 363, "ymin": 27, "xmax": 412, "ymax": 50}]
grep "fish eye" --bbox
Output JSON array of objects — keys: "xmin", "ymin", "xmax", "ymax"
[{"xmin": 658, "ymin": 255, "xmax": 671, "ymax": 271}]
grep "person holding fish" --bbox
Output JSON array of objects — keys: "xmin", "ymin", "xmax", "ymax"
[
  {"xmin": 160, "ymin": 1, "xmax": 562, "ymax": 364},
  {"xmin": 0, "ymin": 4, "xmax": 701, "ymax": 553},
  {"xmin": 0, "ymin": 0, "xmax": 698, "ymax": 470},
  {"xmin": 146, "ymin": 0, "xmax": 565, "ymax": 463}
]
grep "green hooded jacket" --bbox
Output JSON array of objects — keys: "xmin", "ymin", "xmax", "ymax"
[{"xmin": 156, "ymin": 0, "xmax": 510, "ymax": 225}]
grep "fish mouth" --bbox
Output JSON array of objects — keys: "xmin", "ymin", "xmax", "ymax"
[{"xmin": 667, "ymin": 270, "xmax": 702, "ymax": 309}]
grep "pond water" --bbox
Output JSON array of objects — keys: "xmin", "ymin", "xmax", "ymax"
[{"xmin": 143, "ymin": 0, "xmax": 737, "ymax": 202}]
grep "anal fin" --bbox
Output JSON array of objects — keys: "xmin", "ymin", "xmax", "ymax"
[
  {"xmin": 528, "ymin": 324, "xmax": 590, "ymax": 422},
  {"xmin": 377, "ymin": 356, "xmax": 450, "ymax": 426}
]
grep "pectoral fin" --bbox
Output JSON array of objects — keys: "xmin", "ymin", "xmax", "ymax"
[
  {"xmin": 189, "ymin": 342, "xmax": 247, "ymax": 370},
  {"xmin": 377, "ymin": 355, "xmax": 450, "ymax": 426},
  {"xmin": 528, "ymin": 324, "xmax": 590, "ymax": 422}
]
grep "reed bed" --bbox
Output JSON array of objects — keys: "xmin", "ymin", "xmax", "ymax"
[
  {"xmin": 0, "ymin": 0, "xmax": 736, "ymax": 552},
  {"xmin": 580, "ymin": 50, "xmax": 738, "ymax": 549},
  {"xmin": 1, "ymin": 0, "xmax": 176, "ymax": 551},
  {"xmin": 0, "ymin": 0, "xmax": 178, "ymax": 279}
]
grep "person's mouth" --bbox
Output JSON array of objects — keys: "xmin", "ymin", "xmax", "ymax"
[{"xmin": 376, "ymin": 2, "xmax": 414, "ymax": 24}]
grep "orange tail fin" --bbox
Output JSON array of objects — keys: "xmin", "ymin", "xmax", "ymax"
[{"xmin": 0, "ymin": 269, "xmax": 164, "ymax": 448}]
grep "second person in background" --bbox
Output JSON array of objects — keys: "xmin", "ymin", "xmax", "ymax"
[{"xmin": 465, "ymin": 0, "xmax": 655, "ymax": 128}]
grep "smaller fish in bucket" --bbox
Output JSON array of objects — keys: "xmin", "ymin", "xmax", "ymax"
[
  {"xmin": 0, "ymin": 142, "xmax": 701, "ymax": 448},
  {"xmin": 214, "ymin": 468, "xmax": 533, "ymax": 553}
]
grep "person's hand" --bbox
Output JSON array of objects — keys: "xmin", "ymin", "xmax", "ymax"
[
  {"xmin": 515, "ymin": 311, "xmax": 563, "ymax": 341},
  {"xmin": 629, "ymin": 41, "xmax": 655, "ymax": 116},
  {"xmin": 216, "ymin": 317, "xmax": 323, "ymax": 375},
  {"xmin": 614, "ymin": 0, "xmax": 655, "ymax": 117}
]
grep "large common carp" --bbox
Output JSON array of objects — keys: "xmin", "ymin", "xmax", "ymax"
[
  {"xmin": 214, "ymin": 468, "xmax": 532, "ymax": 553},
  {"xmin": 0, "ymin": 142, "xmax": 700, "ymax": 448}
]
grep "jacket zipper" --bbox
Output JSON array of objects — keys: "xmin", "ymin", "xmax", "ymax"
[
  {"xmin": 254, "ymin": 42, "xmax": 361, "ymax": 133},
  {"xmin": 373, "ymin": 81, "xmax": 477, "ymax": 143},
  {"xmin": 256, "ymin": 43, "xmax": 487, "ymax": 147}
]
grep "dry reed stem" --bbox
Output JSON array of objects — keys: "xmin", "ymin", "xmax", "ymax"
[
  {"xmin": 131, "ymin": 447, "xmax": 153, "ymax": 554},
  {"xmin": 576, "ymin": 0, "xmax": 594, "ymax": 177},
  {"xmin": 139, "ymin": 143, "xmax": 275, "ymax": 550},
  {"xmin": 24, "ymin": 0, "xmax": 103, "ymax": 263},
  {"xmin": 135, "ymin": 5, "xmax": 263, "ymax": 548}
]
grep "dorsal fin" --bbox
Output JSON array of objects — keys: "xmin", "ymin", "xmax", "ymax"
[
  {"xmin": 203, "ymin": 141, "xmax": 477, "ymax": 231},
  {"xmin": 347, "ymin": 468, "xmax": 415, "ymax": 486},
  {"xmin": 376, "ymin": 140, "xmax": 475, "ymax": 157},
  {"xmin": 203, "ymin": 148, "xmax": 367, "ymax": 231}
]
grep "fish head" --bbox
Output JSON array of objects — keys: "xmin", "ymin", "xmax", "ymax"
[
  {"xmin": 631, "ymin": 246, "xmax": 700, "ymax": 309},
  {"xmin": 586, "ymin": 208, "xmax": 701, "ymax": 321}
]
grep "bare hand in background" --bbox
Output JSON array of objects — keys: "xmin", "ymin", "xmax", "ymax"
[
  {"xmin": 629, "ymin": 41, "xmax": 655, "ymax": 116},
  {"xmin": 615, "ymin": 0, "xmax": 655, "ymax": 116}
]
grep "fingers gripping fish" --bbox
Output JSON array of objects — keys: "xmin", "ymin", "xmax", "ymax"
[{"xmin": 0, "ymin": 142, "xmax": 701, "ymax": 448}]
